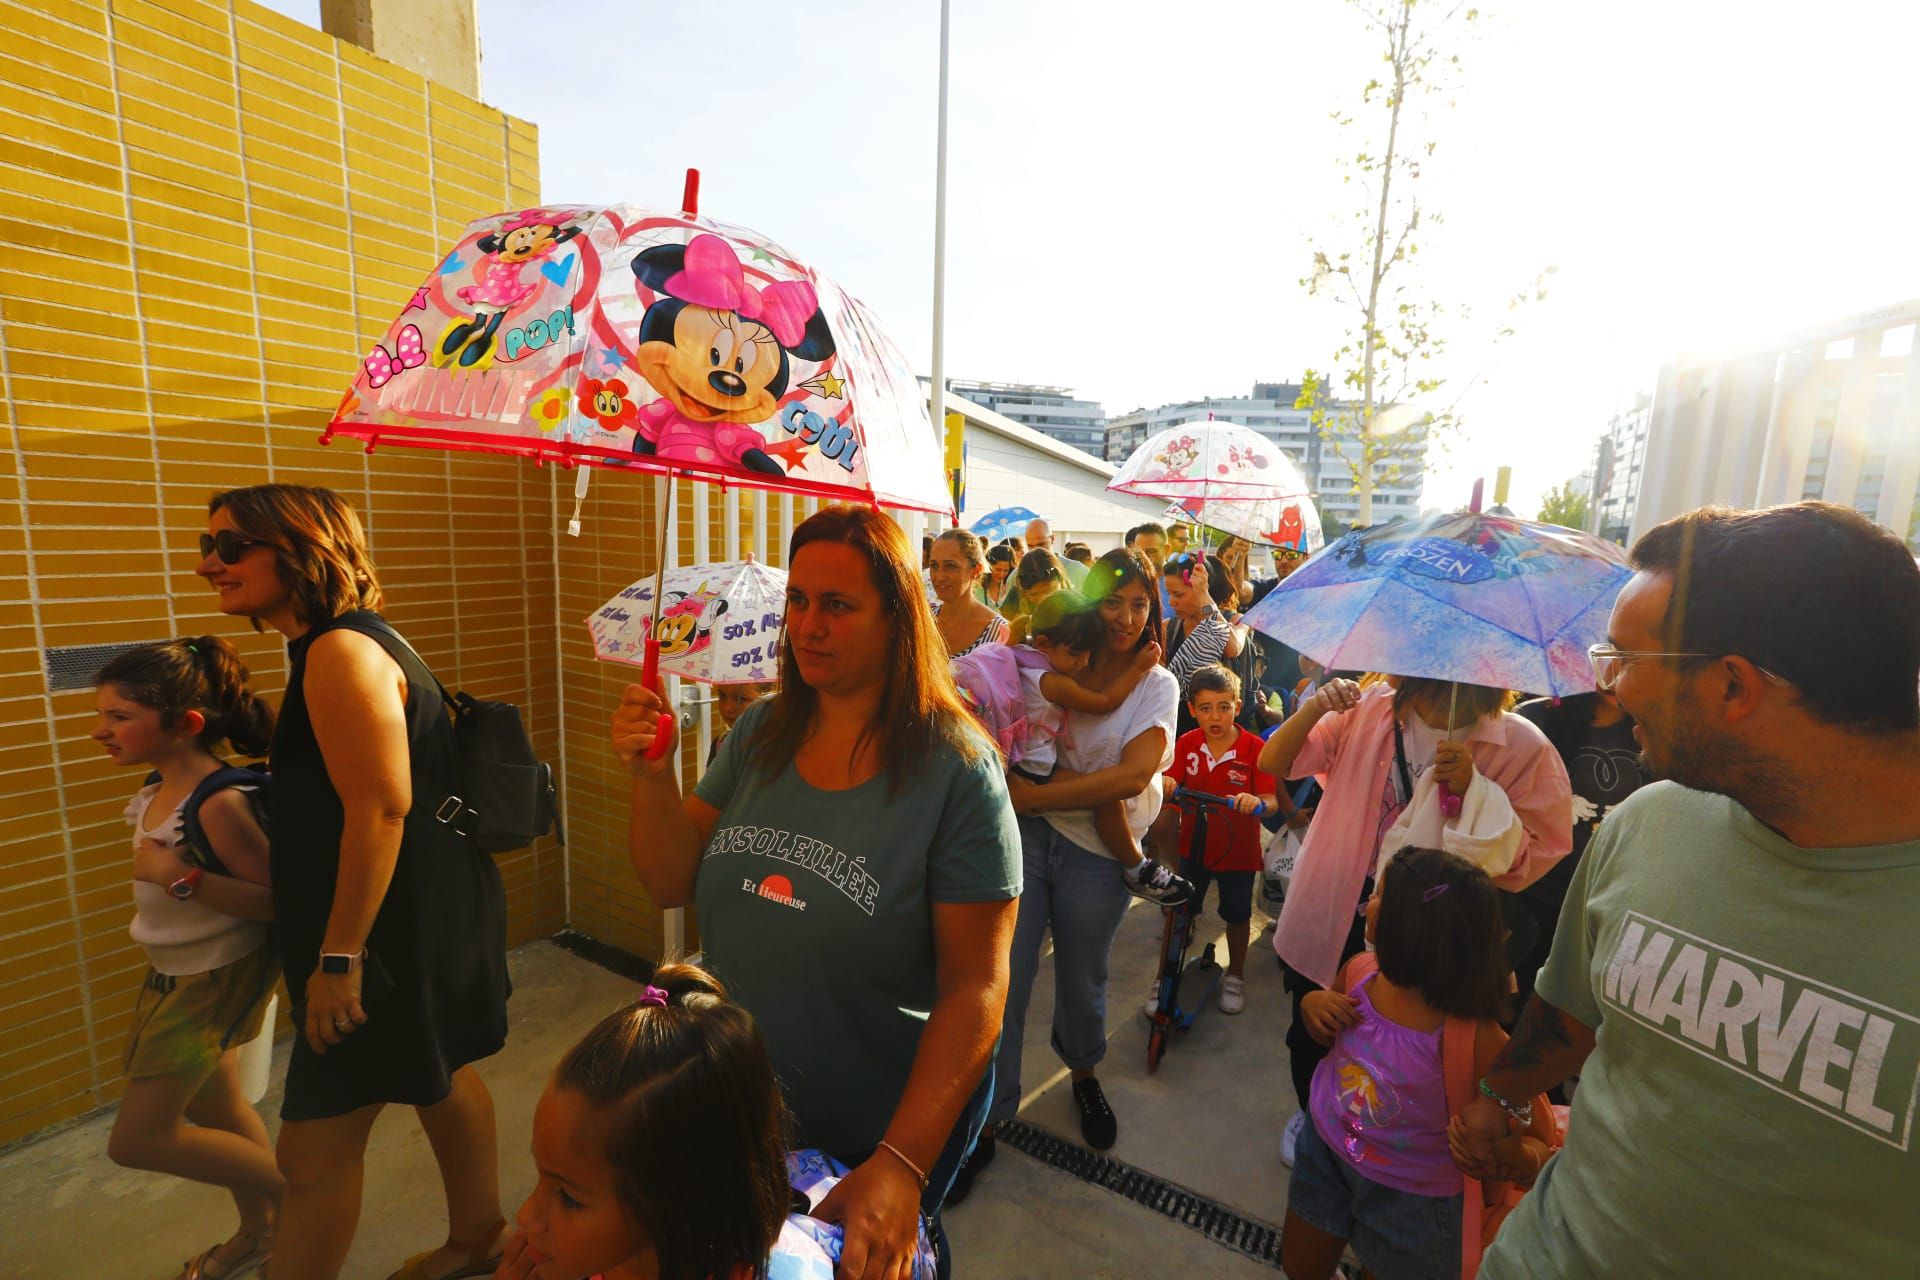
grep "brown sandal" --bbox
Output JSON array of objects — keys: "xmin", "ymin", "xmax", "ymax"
[
  {"xmin": 383, "ymin": 1221, "xmax": 508, "ymax": 1280},
  {"xmin": 179, "ymin": 1229, "xmax": 272, "ymax": 1280}
]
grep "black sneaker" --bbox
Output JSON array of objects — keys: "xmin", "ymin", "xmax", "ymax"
[
  {"xmin": 1072, "ymin": 1077, "xmax": 1117, "ymax": 1150},
  {"xmin": 1125, "ymin": 860, "xmax": 1193, "ymax": 907},
  {"xmin": 944, "ymin": 1131, "xmax": 995, "ymax": 1206}
]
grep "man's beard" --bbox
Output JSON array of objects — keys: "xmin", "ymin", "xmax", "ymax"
[{"xmin": 1641, "ymin": 693, "xmax": 1806, "ymax": 822}]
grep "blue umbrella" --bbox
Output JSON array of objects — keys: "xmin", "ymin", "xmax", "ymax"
[
  {"xmin": 1242, "ymin": 512, "xmax": 1633, "ymax": 697},
  {"xmin": 970, "ymin": 505, "xmax": 1043, "ymax": 542}
]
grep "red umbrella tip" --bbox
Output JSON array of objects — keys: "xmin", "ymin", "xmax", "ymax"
[{"xmin": 682, "ymin": 168, "xmax": 701, "ymax": 219}]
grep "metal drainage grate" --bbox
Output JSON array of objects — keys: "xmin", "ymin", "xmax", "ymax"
[
  {"xmin": 996, "ymin": 1119, "xmax": 1286, "ymax": 1269},
  {"xmin": 45, "ymin": 640, "xmax": 173, "ymax": 693}
]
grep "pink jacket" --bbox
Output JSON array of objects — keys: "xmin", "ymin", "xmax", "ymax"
[{"xmin": 1272, "ymin": 684, "xmax": 1572, "ymax": 988}]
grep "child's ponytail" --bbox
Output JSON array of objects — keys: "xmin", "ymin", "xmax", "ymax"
[
  {"xmin": 96, "ymin": 637, "xmax": 276, "ymax": 756},
  {"xmin": 554, "ymin": 960, "xmax": 789, "ymax": 1280},
  {"xmin": 1373, "ymin": 846, "xmax": 1511, "ymax": 1023}
]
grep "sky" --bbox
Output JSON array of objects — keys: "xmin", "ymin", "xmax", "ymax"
[{"xmin": 264, "ymin": 0, "xmax": 1920, "ymax": 516}]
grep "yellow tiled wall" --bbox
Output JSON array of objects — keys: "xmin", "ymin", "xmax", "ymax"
[{"xmin": 0, "ymin": 0, "xmax": 565, "ymax": 1147}]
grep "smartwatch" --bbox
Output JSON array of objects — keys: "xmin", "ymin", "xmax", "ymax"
[
  {"xmin": 319, "ymin": 950, "xmax": 365, "ymax": 975},
  {"xmin": 166, "ymin": 868, "xmax": 203, "ymax": 901}
]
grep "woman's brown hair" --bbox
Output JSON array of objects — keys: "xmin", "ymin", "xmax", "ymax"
[
  {"xmin": 933, "ymin": 527, "xmax": 986, "ymax": 572},
  {"xmin": 1392, "ymin": 676, "xmax": 1513, "ymax": 727},
  {"xmin": 95, "ymin": 636, "xmax": 275, "ymax": 756},
  {"xmin": 553, "ymin": 962, "xmax": 788, "ymax": 1280},
  {"xmin": 1014, "ymin": 547, "xmax": 1066, "ymax": 592},
  {"xmin": 753, "ymin": 505, "xmax": 991, "ymax": 789},
  {"xmin": 209, "ymin": 484, "xmax": 383, "ymax": 627}
]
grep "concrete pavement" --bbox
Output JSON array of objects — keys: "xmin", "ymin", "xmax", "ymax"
[{"xmin": 0, "ymin": 895, "xmax": 1302, "ymax": 1278}]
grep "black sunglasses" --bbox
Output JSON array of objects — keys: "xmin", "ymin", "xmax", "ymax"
[{"xmin": 198, "ymin": 531, "xmax": 272, "ymax": 564}]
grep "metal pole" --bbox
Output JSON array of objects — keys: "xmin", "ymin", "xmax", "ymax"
[{"xmin": 928, "ymin": 0, "xmax": 951, "ymax": 525}]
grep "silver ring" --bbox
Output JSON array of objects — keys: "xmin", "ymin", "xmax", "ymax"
[{"xmin": 333, "ymin": 1018, "xmax": 352, "ymax": 1030}]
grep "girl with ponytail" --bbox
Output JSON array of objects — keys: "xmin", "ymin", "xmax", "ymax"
[
  {"xmin": 93, "ymin": 636, "xmax": 283, "ymax": 1280},
  {"xmin": 499, "ymin": 961, "xmax": 937, "ymax": 1280}
]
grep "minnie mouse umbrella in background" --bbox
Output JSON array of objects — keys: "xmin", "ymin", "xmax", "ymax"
[
  {"xmin": 1109, "ymin": 419, "xmax": 1316, "ymax": 504},
  {"xmin": 325, "ymin": 172, "xmax": 954, "ymax": 757}
]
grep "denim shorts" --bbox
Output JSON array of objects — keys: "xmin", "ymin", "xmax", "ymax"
[
  {"xmin": 1287, "ymin": 1114, "xmax": 1462, "ymax": 1280},
  {"xmin": 1176, "ymin": 858, "xmax": 1255, "ymax": 924}
]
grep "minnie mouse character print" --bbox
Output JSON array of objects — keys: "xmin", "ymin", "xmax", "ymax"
[
  {"xmin": 628, "ymin": 235, "xmax": 836, "ymax": 475},
  {"xmin": 436, "ymin": 210, "xmax": 582, "ymax": 370}
]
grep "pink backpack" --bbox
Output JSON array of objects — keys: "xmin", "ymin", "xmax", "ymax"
[{"xmin": 951, "ymin": 644, "xmax": 1055, "ymax": 766}]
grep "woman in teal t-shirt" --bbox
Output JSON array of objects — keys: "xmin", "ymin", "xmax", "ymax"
[{"xmin": 612, "ymin": 506, "xmax": 1021, "ymax": 1280}]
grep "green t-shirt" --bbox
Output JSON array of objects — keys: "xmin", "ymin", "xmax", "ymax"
[
  {"xmin": 1484, "ymin": 782, "xmax": 1920, "ymax": 1279},
  {"xmin": 692, "ymin": 701, "xmax": 1022, "ymax": 1156}
]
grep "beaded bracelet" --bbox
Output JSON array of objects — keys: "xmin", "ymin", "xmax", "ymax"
[{"xmin": 1478, "ymin": 1077, "xmax": 1534, "ymax": 1125}]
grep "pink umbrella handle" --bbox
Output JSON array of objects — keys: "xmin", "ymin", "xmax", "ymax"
[
  {"xmin": 1439, "ymin": 783, "xmax": 1463, "ymax": 818},
  {"xmin": 640, "ymin": 634, "xmax": 677, "ymax": 761}
]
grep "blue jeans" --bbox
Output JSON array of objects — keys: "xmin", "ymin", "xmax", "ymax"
[{"xmin": 988, "ymin": 815, "xmax": 1134, "ymax": 1126}]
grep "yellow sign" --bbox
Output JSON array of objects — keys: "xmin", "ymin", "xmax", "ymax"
[{"xmin": 945, "ymin": 411, "xmax": 965, "ymax": 513}]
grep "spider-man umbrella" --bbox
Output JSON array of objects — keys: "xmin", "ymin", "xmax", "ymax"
[
  {"xmin": 324, "ymin": 183, "xmax": 952, "ymax": 758},
  {"xmin": 1109, "ymin": 420, "xmax": 1313, "ymax": 503}
]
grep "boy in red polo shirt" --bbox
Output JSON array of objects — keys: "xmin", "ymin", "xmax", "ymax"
[{"xmin": 1154, "ymin": 663, "xmax": 1278, "ymax": 1014}]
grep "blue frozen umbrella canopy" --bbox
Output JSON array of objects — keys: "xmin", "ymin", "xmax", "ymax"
[
  {"xmin": 970, "ymin": 505, "xmax": 1044, "ymax": 542},
  {"xmin": 1242, "ymin": 512, "xmax": 1634, "ymax": 698}
]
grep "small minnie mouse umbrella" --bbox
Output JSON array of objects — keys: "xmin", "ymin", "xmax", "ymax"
[
  {"xmin": 1109, "ymin": 419, "xmax": 1313, "ymax": 504},
  {"xmin": 587, "ymin": 557, "xmax": 787, "ymax": 686}
]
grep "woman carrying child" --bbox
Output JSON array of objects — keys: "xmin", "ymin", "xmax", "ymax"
[
  {"xmin": 963, "ymin": 549, "xmax": 1178, "ymax": 1189},
  {"xmin": 1281, "ymin": 847, "xmax": 1557, "ymax": 1280},
  {"xmin": 613, "ymin": 506, "xmax": 1021, "ymax": 1280},
  {"xmin": 96, "ymin": 637, "xmax": 280, "ymax": 1280},
  {"xmin": 1257, "ymin": 676, "xmax": 1571, "ymax": 1166}
]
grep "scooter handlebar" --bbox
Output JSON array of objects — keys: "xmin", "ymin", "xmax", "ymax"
[{"xmin": 1171, "ymin": 785, "xmax": 1268, "ymax": 818}]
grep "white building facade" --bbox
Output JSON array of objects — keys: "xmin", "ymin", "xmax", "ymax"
[
  {"xmin": 1629, "ymin": 300, "xmax": 1920, "ymax": 550},
  {"xmin": 1581, "ymin": 394, "xmax": 1653, "ymax": 543},
  {"xmin": 1106, "ymin": 382, "xmax": 1426, "ymax": 530},
  {"xmin": 945, "ymin": 380, "xmax": 1109, "ymax": 460}
]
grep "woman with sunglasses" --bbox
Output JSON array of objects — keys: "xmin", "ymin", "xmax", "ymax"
[{"xmin": 199, "ymin": 485, "xmax": 512, "ymax": 1280}]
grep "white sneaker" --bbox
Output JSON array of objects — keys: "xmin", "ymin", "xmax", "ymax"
[
  {"xmin": 1218, "ymin": 974, "xmax": 1246, "ymax": 1014},
  {"xmin": 1281, "ymin": 1110, "xmax": 1307, "ymax": 1167}
]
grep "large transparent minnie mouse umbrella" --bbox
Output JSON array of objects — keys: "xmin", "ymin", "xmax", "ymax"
[
  {"xmin": 324, "ymin": 174, "xmax": 953, "ymax": 756},
  {"xmin": 1108, "ymin": 419, "xmax": 1314, "ymax": 504}
]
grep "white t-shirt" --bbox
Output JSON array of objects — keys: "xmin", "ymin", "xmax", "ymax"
[
  {"xmin": 126, "ymin": 784, "xmax": 268, "ymax": 976},
  {"xmin": 1017, "ymin": 665, "xmax": 1068, "ymax": 774},
  {"xmin": 1043, "ymin": 665, "xmax": 1179, "ymax": 855}
]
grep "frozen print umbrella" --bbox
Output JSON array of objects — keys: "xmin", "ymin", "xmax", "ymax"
[
  {"xmin": 1241, "ymin": 510, "xmax": 1633, "ymax": 699},
  {"xmin": 1109, "ymin": 420, "xmax": 1314, "ymax": 503},
  {"xmin": 324, "ymin": 175, "xmax": 952, "ymax": 760},
  {"xmin": 969, "ymin": 505, "xmax": 1043, "ymax": 542},
  {"xmin": 588, "ymin": 558, "xmax": 786, "ymax": 685},
  {"xmin": 1166, "ymin": 493, "xmax": 1325, "ymax": 555}
]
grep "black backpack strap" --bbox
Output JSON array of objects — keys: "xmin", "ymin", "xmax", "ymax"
[
  {"xmin": 328, "ymin": 614, "xmax": 478, "ymax": 838},
  {"xmin": 180, "ymin": 765, "xmax": 269, "ymax": 876}
]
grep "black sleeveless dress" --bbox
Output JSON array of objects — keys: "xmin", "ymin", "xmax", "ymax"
[{"xmin": 271, "ymin": 610, "xmax": 510, "ymax": 1120}]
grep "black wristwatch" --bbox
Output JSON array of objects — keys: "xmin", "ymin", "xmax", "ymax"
[{"xmin": 319, "ymin": 950, "xmax": 364, "ymax": 975}]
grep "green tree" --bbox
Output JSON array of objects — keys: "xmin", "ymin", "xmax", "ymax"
[
  {"xmin": 1537, "ymin": 482, "xmax": 1590, "ymax": 531},
  {"xmin": 1299, "ymin": 0, "xmax": 1551, "ymax": 526}
]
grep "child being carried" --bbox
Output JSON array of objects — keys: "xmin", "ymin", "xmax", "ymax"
[{"xmin": 952, "ymin": 590, "xmax": 1192, "ymax": 905}]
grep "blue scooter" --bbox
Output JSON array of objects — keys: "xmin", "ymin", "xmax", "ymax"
[{"xmin": 1145, "ymin": 785, "xmax": 1267, "ymax": 1073}]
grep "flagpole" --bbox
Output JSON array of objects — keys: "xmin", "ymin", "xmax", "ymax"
[{"xmin": 928, "ymin": 0, "xmax": 952, "ymax": 527}]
